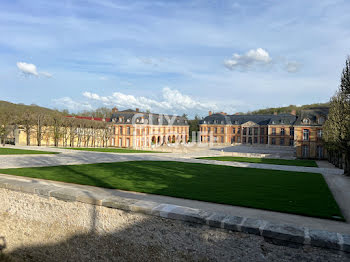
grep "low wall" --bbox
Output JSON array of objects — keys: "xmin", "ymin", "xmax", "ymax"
[{"xmin": 0, "ymin": 177, "xmax": 349, "ymax": 261}]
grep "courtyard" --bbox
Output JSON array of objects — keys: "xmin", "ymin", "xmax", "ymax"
[{"xmin": 0, "ymin": 145, "xmax": 349, "ymax": 234}]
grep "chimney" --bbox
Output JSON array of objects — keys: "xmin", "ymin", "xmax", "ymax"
[
  {"xmin": 291, "ymin": 109, "xmax": 296, "ymax": 116},
  {"xmin": 274, "ymin": 112, "xmax": 278, "ymax": 115},
  {"xmin": 209, "ymin": 111, "xmax": 212, "ymax": 116},
  {"xmin": 136, "ymin": 108, "xmax": 139, "ymax": 112},
  {"xmin": 112, "ymin": 107, "xmax": 118, "ymax": 113}
]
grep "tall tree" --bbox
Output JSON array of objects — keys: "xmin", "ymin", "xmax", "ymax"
[{"xmin": 323, "ymin": 56, "xmax": 350, "ymax": 175}]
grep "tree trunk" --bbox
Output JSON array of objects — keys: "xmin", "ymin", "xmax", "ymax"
[
  {"xmin": 345, "ymin": 151, "xmax": 350, "ymax": 176},
  {"xmin": 26, "ymin": 128, "xmax": 31, "ymax": 146}
]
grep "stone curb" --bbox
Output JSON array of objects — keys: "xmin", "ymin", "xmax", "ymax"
[{"xmin": 0, "ymin": 176, "xmax": 349, "ymax": 253}]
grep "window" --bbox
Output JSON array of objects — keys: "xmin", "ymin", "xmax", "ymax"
[
  {"xmin": 248, "ymin": 137, "xmax": 252, "ymax": 144},
  {"xmin": 237, "ymin": 128, "xmax": 241, "ymax": 134},
  {"xmin": 243, "ymin": 137, "xmax": 246, "ymax": 143},
  {"xmin": 280, "ymin": 138, "xmax": 284, "ymax": 145},
  {"xmin": 237, "ymin": 137, "xmax": 241, "ymax": 143},
  {"xmin": 243, "ymin": 128, "xmax": 247, "ymax": 135},
  {"xmin": 261, "ymin": 128, "xmax": 265, "ymax": 135},
  {"xmin": 232, "ymin": 128, "xmax": 236, "ymax": 134},
  {"xmin": 317, "ymin": 145, "xmax": 323, "ymax": 159},
  {"xmin": 231, "ymin": 137, "xmax": 235, "ymax": 143},
  {"xmin": 271, "ymin": 138, "xmax": 276, "ymax": 145},
  {"xmin": 254, "ymin": 127, "xmax": 258, "ymax": 135},
  {"xmin": 317, "ymin": 129, "xmax": 323, "ymax": 138},
  {"xmin": 208, "ymin": 127, "xmax": 211, "ymax": 133},
  {"xmin": 289, "ymin": 139, "xmax": 294, "ymax": 146},
  {"xmin": 290, "ymin": 127, "xmax": 294, "ymax": 136},
  {"xmin": 214, "ymin": 128, "xmax": 218, "ymax": 133},
  {"xmin": 127, "ymin": 127, "xmax": 131, "ymax": 135},
  {"xmin": 302, "ymin": 145, "xmax": 309, "ymax": 158},
  {"xmin": 260, "ymin": 137, "xmax": 264, "ymax": 144},
  {"xmin": 254, "ymin": 137, "xmax": 257, "ymax": 144},
  {"xmin": 272, "ymin": 128, "xmax": 276, "ymax": 135},
  {"xmin": 280, "ymin": 128, "xmax": 285, "ymax": 136},
  {"xmin": 248, "ymin": 128, "xmax": 252, "ymax": 135},
  {"xmin": 303, "ymin": 129, "xmax": 309, "ymax": 141},
  {"xmin": 120, "ymin": 126, "xmax": 123, "ymax": 135},
  {"xmin": 221, "ymin": 127, "xmax": 224, "ymax": 133}
]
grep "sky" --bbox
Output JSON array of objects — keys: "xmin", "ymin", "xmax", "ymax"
[{"xmin": 1, "ymin": 0, "xmax": 350, "ymax": 117}]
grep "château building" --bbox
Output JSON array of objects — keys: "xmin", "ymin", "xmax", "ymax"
[
  {"xmin": 199, "ymin": 107, "xmax": 329, "ymax": 159},
  {"xmin": 109, "ymin": 107, "xmax": 189, "ymax": 148}
]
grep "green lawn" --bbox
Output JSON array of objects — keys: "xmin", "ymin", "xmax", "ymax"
[
  {"xmin": 0, "ymin": 161, "xmax": 342, "ymax": 220},
  {"xmin": 63, "ymin": 147, "xmax": 162, "ymax": 153},
  {"xmin": 197, "ymin": 156, "xmax": 318, "ymax": 167},
  {"xmin": 0, "ymin": 148, "xmax": 58, "ymax": 155}
]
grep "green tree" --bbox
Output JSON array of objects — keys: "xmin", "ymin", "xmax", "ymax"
[{"xmin": 323, "ymin": 57, "xmax": 350, "ymax": 175}]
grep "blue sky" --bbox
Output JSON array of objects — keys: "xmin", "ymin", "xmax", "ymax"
[{"xmin": 1, "ymin": 0, "xmax": 350, "ymax": 117}]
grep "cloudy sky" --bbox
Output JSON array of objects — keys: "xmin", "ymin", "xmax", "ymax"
[{"xmin": 1, "ymin": 0, "xmax": 350, "ymax": 117}]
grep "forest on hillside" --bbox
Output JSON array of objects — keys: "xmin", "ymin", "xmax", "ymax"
[{"xmin": 249, "ymin": 102, "xmax": 329, "ymax": 115}]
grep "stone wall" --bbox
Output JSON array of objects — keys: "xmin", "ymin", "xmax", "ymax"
[{"xmin": 0, "ymin": 188, "xmax": 349, "ymax": 262}]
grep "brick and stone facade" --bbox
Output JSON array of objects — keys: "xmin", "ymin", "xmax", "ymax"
[
  {"xmin": 199, "ymin": 107, "xmax": 329, "ymax": 159},
  {"xmin": 109, "ymin": 108, "xmax": 189, "ymax": 148}
]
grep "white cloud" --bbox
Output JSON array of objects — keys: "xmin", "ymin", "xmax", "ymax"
[
  {"xmin": 224, "ymin": 48, "xmax": 272, "ymax": 71},
  {"xmin": 53, "ymin": 97, "xmax": 93, "ymax": 111},
  {"xmin": 40, "ymin": 72, "xmax": 53, "ymax": 78},
  {"xmin": 285, "ymin": 61, "xmax": 301, "ymax": 73},
  {"xmin": 16, "ymin": 62, "xmax": 39, "ymax": 76},
  {"xmin": 82, "ymin": 87, "xmax": 220, "ymax": 114},
  {"xmin": 16, "ymin": 62, "xmax": 53, "ymax": 78}
]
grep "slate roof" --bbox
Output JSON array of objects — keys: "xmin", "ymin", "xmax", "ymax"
[
  {"xmin": 294, "ymin": 107, "xmax": 329, "ymax": 126},
  {"xmin": 200, "ymin": 113, "xmax": 297, "ymax": 125},
  {"xmin": 110, "ymin": 110, "xmax": 188, "ymax": 126}
]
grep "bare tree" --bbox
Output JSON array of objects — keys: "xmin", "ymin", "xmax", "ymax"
[
  {"xmin": 0, "ymin": 109, "xmax": 13, "ymax": 146},
  {"xmin": 34, "ymin": 113, "xmax": 50, "ymax": 146},
  {"xmin": 20, "ymin": 110, "xmax": 35, "ymax": 146},
  {"xmin": 50, "ymin": 113, "xmax": 63, "ymax": 147}
]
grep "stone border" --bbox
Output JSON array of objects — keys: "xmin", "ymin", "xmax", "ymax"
[{"xmin": 0, "ymin": 175, "xmax": 349, "ymax": 253}]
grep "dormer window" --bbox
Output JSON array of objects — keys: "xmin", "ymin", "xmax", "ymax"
[
  {"xmin": 303, "ymin": 118, "xmax": 310, "ymax": 124},
  {"xmin": 221, "ymin": 121, "xmax": 224, "ymax": 124},
  {"xmin": 203, "ymin": 121, "xmax": 206, "ymax": 124},
  {"xmin": 127, "ymin": 118, "xmax": 131, "ymax": 123},
  {"xmin": 318, "ymin": 117, "xmax": 325, "ymax": 124}
]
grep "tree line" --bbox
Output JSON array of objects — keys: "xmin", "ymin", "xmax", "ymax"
[{"xmin": 0, "ymin": 102, "xmax": 112, "ymax": 147}]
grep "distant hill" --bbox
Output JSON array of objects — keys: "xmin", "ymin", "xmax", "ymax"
[
  {"xmin": 248, "ymin": 102, "xmax": 330, "ymax": 115},
  {"xmin": 0, "ymin": 100, "xmax": 61, "ymax": 115}
]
